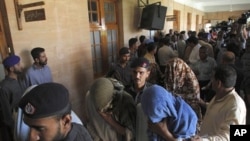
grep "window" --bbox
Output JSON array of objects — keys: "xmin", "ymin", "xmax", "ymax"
[
  {"xmin": 88, "ymin": 0, "xmax": 119, "ymax": 77},
  {"xmin": 88, "ymin": 0, "xmax": 100, "ymax": 25},
  {"xmin": 104, "ymin": 2, "xmax": 116, "ymax": 23}
]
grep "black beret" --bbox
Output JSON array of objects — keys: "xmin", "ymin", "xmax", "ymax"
[
  {"xmin": 131, "ymin": 57, "xmax": 150, "ymax": 68},
  {"xmin": 19, "ymin": 82, "xmax": 70, "ymax": 119}
]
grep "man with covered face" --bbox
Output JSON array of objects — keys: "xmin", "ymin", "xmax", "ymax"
[{"xmin": 85, "ymin": 77, "xmax": 136, "ymax": 141}]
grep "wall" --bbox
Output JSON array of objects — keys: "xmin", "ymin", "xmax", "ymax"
[
  {"xmin": 121, "ymin": 0, "xmax": 204, "ymax": 46},
  {"xmin": 5, "ymin": 0, "xmax": 93, "ymax": 120},
  {"xmin": 204, "ymin": 10, "xmax": 245, "ymax": 23},
  {"xmin": 3, "ymin": 0, "xmax": 208, "ymax": 121}
]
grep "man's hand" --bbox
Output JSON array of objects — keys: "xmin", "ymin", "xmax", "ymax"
[
  {"xmin": 148, "ymin": 118, "xmax": 176, "ymax": 141},
  {"xmin": 148, "ymin": 118, "xmax": 168, "ymax": 135},
  {"xmin": 190, "ymin": 135, "xmax": 201, "ymax": 141},
  {"xmin": 98, "ymin": 111, "xmax": 113, "ymax": 123}
]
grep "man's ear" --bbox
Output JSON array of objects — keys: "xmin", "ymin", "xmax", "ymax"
[
  {"xmin": 61, "ymin": 114, "xmax": 72, "ymax": 128},
  {"xmin": 9, "ymin": 66, "xmax": 14, "ymax": 72},
  {"xmin": 34, "ymin": 58, "xmax": 39, "ymax": 63}
]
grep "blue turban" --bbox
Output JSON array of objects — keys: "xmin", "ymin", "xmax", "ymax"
[{"xmin": 3, "ymin": 55, "xmax": 20, "ymax": 68}]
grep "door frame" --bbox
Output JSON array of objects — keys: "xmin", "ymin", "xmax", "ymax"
[{"xmin": 0, "ymin": 0, "xmax": 14, "ymax": 56}]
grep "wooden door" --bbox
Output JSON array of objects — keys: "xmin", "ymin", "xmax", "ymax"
[
  {"xmin": 173, "ymin": 10, "xmax": 180, "ymax": 32},
  {"xmin": 196, "ymin": 14, "xmax": 199, "ymax": 32},
  {"xmin": 0, "ymin": 9, "xmax": 10, "ymax": 80},
  {"xmin": 187, "ymin": 12, "xmax": 192, "ymax": 31},
  {"xmin": 88, "ymin": 0, "xmax": 119, "ymax": 78}
]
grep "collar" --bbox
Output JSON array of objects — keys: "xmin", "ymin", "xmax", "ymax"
[
  {"xmin": 215, "ymin": 88, "xmax": 235, "ymax": 102},
  {"xmin": 32, "ymin": 64, "xmax": 45, "ymax": 70},
  {"xmin": 200, "ymin": 57, "xmax": 208, "ymax": 62}
]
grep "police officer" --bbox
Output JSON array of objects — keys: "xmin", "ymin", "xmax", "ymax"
[{"xmin": 19, "ymin": 82, "xmax": 93, "ymax": 141}]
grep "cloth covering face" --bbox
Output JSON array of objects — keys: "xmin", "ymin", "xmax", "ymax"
[
  {"xmin": 86, "ymin": 78, "xmax": 136, "ymax": 141},
  {"xmin": 164, "ymin": 57, "xmax": 202, "ymax": 123},
  {"xmin": 141, "ymin": 85, "xmax": 198, "ymax": 139}
]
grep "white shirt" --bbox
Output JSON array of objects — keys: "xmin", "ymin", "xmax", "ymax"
[
  {"xmin": 200, "ymin": 89, "xmax": 246, "ymax": 141},
  {"xmin": 189, "ymin": 43, "xmax": 201, "ymax": 65}
]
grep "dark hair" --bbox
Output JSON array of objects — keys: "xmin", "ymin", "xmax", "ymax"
[
  {"xmin": 180, "ymin": 31, "xmax": 186, "ymax": 34},
  {"xmin": 197, "ymin": 32, "xmax": 204, "ymax": 38},
  {"xmin": 226, "ymin": 42, "xmax": 240, "ymax": 57},
  {"xmin": 128, "ymin": 38, "xmax": 138, "ymax": 47},
  {"xmin": 187, "ymin": 36, "xmax": 198, "ymax": 44},
  {"xmin": 214, "ymin": 65, "xmax": 236, "ymax": 88},
  {"xmin": 146, "ymin": 42, "xmax": 156, "ymax": 52},
  {"xmin": 222, "ymin": 51, "xmax": 235, "ymax": 64},
  {"xmin": 119, "ymin": 47, "xmax": 130, "ymax": 55},
  {"xmin": 159, "ymin": 37, "xmax": 171, "ymax": 45},
  {"xmin": 199, "ymin": 46, "xmax": 208, "ymax": 52},
  {"xmin": 139, "ymin": 35, "xmax": 146, "ymax": 43},
  {"xmin": 31, "ymin": 47, "xmax": 45, "ymax": 60}
]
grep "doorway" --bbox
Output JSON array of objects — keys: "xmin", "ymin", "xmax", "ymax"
[
  {"xmin": 88, "ymin": 0, "xmax": 120, "ymax": 78},
  {"xmin": 173, "ymin": 10, "xmax": 180, "ymax": 32},
  {"xmin": 196, "ymin": 14, "xmax": 200, "ymax": 32},
  {"xmin": 187, "ymin": 12, "xmax": 192, "ymax": 31}
]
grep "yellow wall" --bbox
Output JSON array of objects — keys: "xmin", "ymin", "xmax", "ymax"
[
  {"xmin": 5, "ymin": 0, "xmax": 93, "ymax": 120},
  {"xmin": 204, "ymin": 10, "xmax": 245, "ymax": 23}
]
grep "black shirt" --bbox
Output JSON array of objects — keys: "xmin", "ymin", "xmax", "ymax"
[{"xmin": 63, "ymin": 123, "xmax": 93, "ymax": 141}]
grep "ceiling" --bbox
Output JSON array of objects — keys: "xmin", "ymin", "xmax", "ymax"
[{"xmin": 174, "ymin": 0, "xmax": 250, "ymax": 12}]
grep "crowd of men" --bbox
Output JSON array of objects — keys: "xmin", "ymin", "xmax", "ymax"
[
  {"xmin": 104, "ymin": 25, "xmax": 249, "ymax": 140},
  {"xmin": 0, "ymin": 23, "xmax": 249, "ymax": 141}
]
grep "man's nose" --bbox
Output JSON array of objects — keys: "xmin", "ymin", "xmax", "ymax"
[{"xmin": 29, "ymin": 128, "xmax": 40, "ymax": 141}]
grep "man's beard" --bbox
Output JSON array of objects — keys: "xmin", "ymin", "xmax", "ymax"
[
  {"xmin": 14, "ymin": 69, "xmax": 22, "ymax": 75},
  {"xmin": 51, "ymin": 122, "xmax": 65, "ymax": 141},
  {"xmin": 39, "ymin": 61, "xmax": 47, "ymax": 66}
]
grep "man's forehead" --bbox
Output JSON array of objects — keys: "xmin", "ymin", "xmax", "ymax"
[
  {"xmin": 133, "ymin": 67, "xmax": 148, "ymax": 72},
  {"xmin": 39, "ymin": 52, "xmax": 46, "ymax": 57}
]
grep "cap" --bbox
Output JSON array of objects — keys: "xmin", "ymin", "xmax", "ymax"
[
  {"xmin": 89, "ymin": 78, "xmax": 115, "ymax": 110},
  {"xmin": 119, "ymin": 47, "xmax": 130, "ymax": 55},
  {"xmin": 19, "ymin": 82, "xmax": 71, "ymax": 119},
  {"xmin": 130, "ymin": 57, "xmax": 150, "ymax": 68},
  {"xmin": 3, "ymin": 55, "xmax": 20, "ymax": 68}
]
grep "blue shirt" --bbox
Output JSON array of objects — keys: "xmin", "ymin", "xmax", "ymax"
[{"xmin": 26, "ymin": 64, "xmax": 53, "ymax": 86}]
